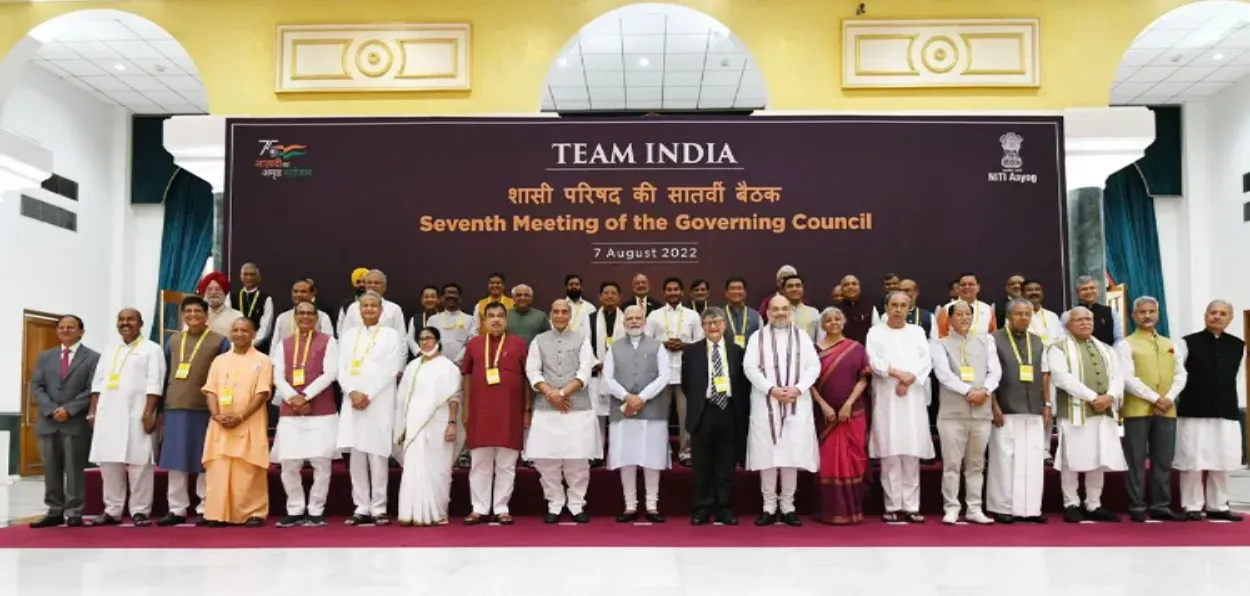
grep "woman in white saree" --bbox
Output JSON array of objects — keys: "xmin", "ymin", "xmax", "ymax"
[{"xmin": 394, "ymin": 326, "xmax": 462, "ymax": 526}]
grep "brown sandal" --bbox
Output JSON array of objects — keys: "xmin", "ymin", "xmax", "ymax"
[
  {"xmin": 904, "ymin": 512, "xmax": 925, "ymax": 524},
  {"xmin": 463, "ymin": 513, "xmax": 485, "ymax": 526},
  {"xmin": 495, "ymin": 514, "xmax": 514, "ymax": 525}
]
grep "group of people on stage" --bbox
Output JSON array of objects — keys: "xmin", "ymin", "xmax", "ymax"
[{"xmin": 26, "ymin": 262, "xmax": 1245, "ymax": 529}]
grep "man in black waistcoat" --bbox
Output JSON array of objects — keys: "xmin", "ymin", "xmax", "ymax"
[
  {"xmin": 1061, "ymin": 275, "xmax": 1122, "ymax": 346},
  {"xmin": 227, "ymin": 262, "xmax": 275, "ymax": 352},
  {"xmin": 1174, "ymin": 300, "xmax": 1244, "ymax": 522}
]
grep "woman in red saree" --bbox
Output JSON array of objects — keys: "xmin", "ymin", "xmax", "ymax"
[{"xmin": 810, "ymin": 307, "xmax": 871, "ymax": 524}]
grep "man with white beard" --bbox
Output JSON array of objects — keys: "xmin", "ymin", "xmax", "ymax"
[
  {"xmin": 603, "ymin": 305, "xmax": 671, "ymax": 522},
  {"xmin": 1047, "ymin": 306, "xmax": 1127, "ymax": 523},
  {"xmin": 743, "ymin": 295, "xmax": 820, "ymax": 526},
  {"xmin": 866, "ymin": 291, "xmax": 934, "ymax": 523}
]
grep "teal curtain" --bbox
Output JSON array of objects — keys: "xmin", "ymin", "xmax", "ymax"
[{"xmin": 1101, "ymin": 106, "xmax": 1181, "ymax": 336}]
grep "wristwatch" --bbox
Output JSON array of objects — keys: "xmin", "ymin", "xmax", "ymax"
[{"xmin": 1041, "ymin": 402, "xmax": 1052, "ymax": 409}]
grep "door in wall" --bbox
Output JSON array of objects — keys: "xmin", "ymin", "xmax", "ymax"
[{"xmin": 19, "ymin": 311, "xmax": 61, "ymax": 476}]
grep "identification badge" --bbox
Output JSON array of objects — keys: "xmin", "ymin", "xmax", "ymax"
[
  {"xmin": 219, "ymin": 389, "xmax": 234, "ymax": 406},
  {"xmin": 605, "ymin": 337, "xmax": 613, "ymax": 348},
  {"xmin": 106, "ymin": 373, "xmax": 120, "ymax": 390},
  {"xmin": 485, "ymin": 367, "xmax": 501, "ymax": 385},
  {"xmin": 174, "ymin": 363, "xmax": 191, "ymax": 380},
  {"xmin": 349, "ymin": 359, "xmax": 362, "ymax": 376},
  {"xmin": 734, "ymin": 335, "xmax": 746, "ymax": 347},
  {"xmin": 959, "ymin": 366, "xmax": 975, "ymax": 382},
  {"xmin": 292, "ymin": 368, "xmax": 306, "ymax": 386},
  {"xmin": 713, "ymin": 376, "xmax": 730, "ymax": 393},
  {"xmin": 1019, "ymin": 365, "xmax": 1034, "ymax": 383}
]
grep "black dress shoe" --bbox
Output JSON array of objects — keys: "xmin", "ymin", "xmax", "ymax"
[
  {"xmin": 157, "ymin": 513, "xmax": 187, "ymax": 527},
  {"xmin": 691, "ymin": 512, "xmax": 710, "ymax": 526},
  {"xmin": 645, "ymin": 512, "xmax": 666, "ymax": 523},
  {"xmin": 1130, "ymin": 511, "xmax": 1147, "ymax": 523},
  {"xmin": 1149, "ymin": 509, "xmax": 1185, "ymax": 522},
  {"xmin": 1086, "ymin": 508, "xmax": 1121, "ymax": 523},
  {"xmin": 30, "ymin": 515, "xmax": 64, "ymax": 529},
  {"xmin": 779, "ymin": 512, "xmax": 803, "ymax": 527},
  {"xmin": 994, "ymin": 514, "xmax": 1015, "ymax": 524},
  {"xmin": 755, "ymin": 512, "xmax": 776, "ymax": 526},
  {"xmin": 1063, "ymin": 506, "xmax": 1085, "ymax": 523},
  {"xmin": 571, "ymin": 512, "xmax": 590, "ymax": 524},
  {"xmin": 543, "ymin": 512, "xmax": 562, "ymax": 524},
  {"xmin": 277, "ymin": 514, "xmax": 305, "ymax": 528},
  {"xmin": 66, "ymin": 516, "xmax": 83, "ymax": 527},
  {"xmin": 1023, "ymin": 515, "xmax": 1048, "ymax": 524},
  {"xmin": 91, "ymin": 513, "xmax": 121, "ymax": 527},
  {"xmin": 715, "ymin": 510, "xmax": 739, "ymax": 525},
  {"xmin": 1207, "ymin": 510, "xmax": 1244, "ymax": 522},
  {"xmin": 616, "ymin": 511, "xmax": 639, "ymax": 523},
  {"xmin": 195, "ymin": 515, "xmax": 210, "ymax": 527},
  {"xmin": 1185, "ymin": 511, "xmax": 1204, "ymax": 522}
]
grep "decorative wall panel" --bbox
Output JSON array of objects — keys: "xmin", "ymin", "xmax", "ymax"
[
  {"xmin": 275, "ymin": 24, "xmax": 471, "ymax": 93},
  {"xmin": 843, "ymin": 19, "xmax": 1039, "ymax": 89}
]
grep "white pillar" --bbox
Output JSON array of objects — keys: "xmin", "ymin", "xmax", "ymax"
[{"xmin": 163, "ymin": 115, "xmax": 226, "ymax": 193}]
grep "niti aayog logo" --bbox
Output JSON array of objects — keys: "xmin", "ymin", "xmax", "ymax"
[
  {"xmin": 255, "ymin": 139, "xmax": 313, "ymax": 180},
  {"xmin": 988, "ymin": 132, "xmax": 1037, "ymax": 185}
]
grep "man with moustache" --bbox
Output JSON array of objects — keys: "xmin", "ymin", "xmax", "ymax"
[
  {"xmin": 1173, "ymin": 300, "xmax": 1245, "ymax": 521},
  {"xmin": 461, "ymin": 302, "xmax": 530, "ymax": 525},
  {"xmin": 646, "ymin": 277, "xmax": 703, "ymax": 466},
  {"xmin": 506, "ymin": 284, "xmax": 551, "ymax": 344},
  {"xmin": 724, "ymin": 276, "xmax": 762, "ymax": 349},
  {"xmin": 226, "ymin": 262, "xmax": 276, "ymax": 352},
  {"xmin": 994, "ymin": 275, "xmax": 1026, "ymax": 329},
  {"xmin": 937, "ymin": 273, "xmax": 997, "ymax": 338},
  {"xmin": 1115, "ymin": 296, "xmax": 1186, "ymax": 522},
  {"xmin": 757, "ymin": 265, "xmax": 798, "ymax": 317},
  {"xmin": 1048, "ymin": 306, "xmax": 1127, "ymax": 523},
  {"xmin": 272, "ymin": 278, "xmax": 334, "ymax": 344},
  {"xmin": 472, "ymin": 272, "xmax": 514, "ymax": 327},
  {"xmin": 198, "ymin": 272, "xmax": 244, "ymax": 337},
  {"xmin": 604, "ymin": 305, "xmax": 671, "ymax": 522},
  {"xmin": 336, "ymin": 267, "xmax": 370, "ymax": 329},
  {"xmin": 587, "ymin": 282, "xmax": 626, "ymax": 460},
  {"xmin": 156, "ymin": 296, "xmax": 231, "ymax": 527},
  {"xmin": 338, "ymin": 270, "xmax": 407, "ymax": 340},
  {"xmin": 407, "ymin": 285, "xmax": 445, "ymax": 356},
  {"xmin": 525, "ymin": 299, "xmax": 598, "ymax": 523},
  {"xmin": 563, "ymin": 273, "xmax": 595, "ymax": 333},
  {"xmin": 1023, "ymin": 280, "xmax": 1064, "ymax": 346},
  {"xmin": 873, "ymin": 272, "xmax": 902, "ymax": 318},
  {"xmin": 835, "ymin": 275, "xmax": 873, "ymax": 344},
  {"xmin": 875, "ymin": 279, "xmax": 935, "ymax": 339},
  {"xmin": 429, "ymin": 283, "xmax": 478, "ymax": 366},
  {"xmin": 1061, "ymin": 275, "xmax": 1122, "ymax": 345},
  {"xmin": 629, "ymin": 273, "xmax": 662, "ymax": 315},
  {"xmin": 88, "ymin": 308, "xmax": 166, "ymax": 526},
  {"xmin": 29, "ymin": 314, "xmax": 99, "ymax": 528},
  {"xmin": 683, "ymin": 307, "xmax": 750, "ymax": 526},
  {"xmin": 744, "ymin": 295, "xmax": 821, "ymax": 526},
  {"xmin": 689, "ymin": 279, "xmax": 711, "ymax": 314},
  {"xmin": 779, "ymin": 275, "xmax": 822, "ymax": 342}
]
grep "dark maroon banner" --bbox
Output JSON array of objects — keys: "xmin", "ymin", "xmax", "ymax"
[{"xmin": 224, "ymin": 116, "xmax": 1066, "ymax": 312}]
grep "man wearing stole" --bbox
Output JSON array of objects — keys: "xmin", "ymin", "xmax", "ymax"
[
  {"xmin": 866, "ymin": 292, "xmax": 934, "ymax": 523},
  {"xmin": 336, "ymin": 291, "xmax": 406, "ymax": 526},
  {"xmin": 646, "ymin": 277, "xmax": 703, "ymax": 466},
  {"xmin": 743, "ymin": 295, "xmax": 820, "ymax": 526},
  {"xmin": 460, "ymin": 302, "xmax": 529, "ymax": 525},
  {"xmin": 271, "ymin": 301, "xmax": 340, "ymax": 528},
  {"xmin": 603, "ymin": 305, "xmax": 671, "ymax": 522},
  {"xmin": 201, "ymin": 318, "xmax": 274, "ymax": 527},
  {"xmin": 429, "ymin": 283, "xmax": 478, "ymax": 366},
  {"xmin": 1174, "ymin": 300, "xmax": 1245, "ymax": 522},
  {"xmin": 987, "ymin": 298, "xmax": 1051, "ymax": 524},
  {"xmin": 157, "ymin": 297, "xmax": 230, "ymax": 527},
  {"xmin": 587, "ymin": 282, "xmax": 626, "ymax": 463},
  {"xmin": 525, "ymin": 299, "xmax": 599, "ymax": 524},
  {"xmin": 1047, "ymin": 306, "xmax": 1127, "ymax": 523},
  {"xmin": 394, "ymin": 326, "xmax": 462, "ymax": 526},
  {"xmin": 88, "ymin": 308, "xmax": 165, "ymax": 527},
  {"xmin": 931, "ymin": 300, "xmax": 1000, "ymax": 525},
  {"xmin": 1115, "ymin": 296, "xmax": 1186, "ymax": 522}
]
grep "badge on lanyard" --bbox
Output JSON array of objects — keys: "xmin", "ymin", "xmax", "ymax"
[
  {"xmin": 713, "ymin": 376, "xmax": 730, "ymax": 393},
  {"xmin": 959, "ymin": 366, "xmax": 975, "ymax": 382},
  {"xmin": 349, "ymin": 359, "xmax": 362, "ymax": 376},
  {"xmin": 175, "ymin": 363, "xmax": 191, "ymax": 380},
  {"xmin": 485, "ymin": 367, "xmax": 501, "ymax": 385},
  {"xmin": 734, "ymin": 335, "xmax": 746, "ymax": 348},
  {"xmin": 106, "ymin": 373, "xmax": 120, "ymax": 390},
  {"xmin": 1019, "ymin": 365, "xmax": 1034, "ymax": 383},
  {"xmin": 292, "ymin": 368, "xmax": 306, "ymax": 387},
  {"xmin": 219, "ymin": 388, "xmax": 234, "ymax": 406}
]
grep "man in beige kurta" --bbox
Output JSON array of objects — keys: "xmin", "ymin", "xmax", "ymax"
[{"xmin": 202, "ymin": 317, "xmax": 274, "ymax": 527}]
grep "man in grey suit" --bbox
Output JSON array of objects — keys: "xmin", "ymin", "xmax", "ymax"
[{"xmin": 29, "ymin": 314, "xmax": 100, "ymax": 528}]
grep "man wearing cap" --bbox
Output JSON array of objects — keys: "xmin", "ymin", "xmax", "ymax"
[{"xmin": 198, "ymin": 273, "xmax": 244, "ymax": 337}]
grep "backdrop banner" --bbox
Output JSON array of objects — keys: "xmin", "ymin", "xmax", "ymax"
[{"xmin": 225, "ymin": 116, "xmax": 1067, "ymax": 311}]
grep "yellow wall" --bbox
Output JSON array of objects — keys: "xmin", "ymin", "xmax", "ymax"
[{"xmin": 0, "ymin": 0, "xmax": 1209, "ymax": 115}]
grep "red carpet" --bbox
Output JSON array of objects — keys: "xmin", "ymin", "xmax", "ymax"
[{"xmin": 3, "ymin": 516, "xmax": 1249, "ymax": 549}]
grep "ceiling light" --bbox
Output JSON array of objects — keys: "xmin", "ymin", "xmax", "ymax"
[
  {"xmin": 1213, "ymin": 52, "xmax": 1225, "ymax": 61},
  {"xmin": 113, "ymin": 63, "xmax": 125, "ymax": 72},
  {"xmin": 557, "ymin": 57, "xmax": 568, "ymax": 68},
  {"xmin": 638, "ymin": 57, "xmax": 650, "ymax": 67}
]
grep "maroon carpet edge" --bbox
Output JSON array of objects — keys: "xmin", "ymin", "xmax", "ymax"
[{"xmin": 3, "ymin": 516, "xmax": 1249, "ymax": 549}]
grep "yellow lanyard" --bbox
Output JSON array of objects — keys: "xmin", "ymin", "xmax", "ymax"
[
  {"xmin": 484, "ymin": 333, "xmax": 506, "ymax": 368},
  {"xmin": 292, "ymin": 330, "xmax": 314, "ymax": 369},
  {"xmin": 1006, "ymin": 330, "xmax": 1032, "ymax": 365},
  {"xmin": 444, "ymin": 313, "xmax": 465, "ymax": 330},
  {"xmin": 179, "ymin": 330, "xmax": 209, "ymax": 364},
  {"xmin": 111, "ymin": 340, "xmax": 141, "ymax": 375},
  {"xmin": 727, "ymin": 306, "xmax": 747, "ymax": 336},
  {"xmin": 664, "ymin": 307, "xmax": 684, "ymax": 338},
  {"xmin": 353, "ymin": 326, "xmax": 383, "ymax": 362},
  {"xmin": 570, "ymin": 301, "xmax": 586, "ymax": 330},
  {"xmin": 960, "ymin": 336, "xmax": 969, "ymax": 366},
  {"xmin": 239, "ymin": 289, "xmax": 260, "ymax": 318}
]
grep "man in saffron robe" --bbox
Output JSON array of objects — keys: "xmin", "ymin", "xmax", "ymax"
[{"xmin": 201, "ymin": 317, "xmax": 274, "ymax": 527}]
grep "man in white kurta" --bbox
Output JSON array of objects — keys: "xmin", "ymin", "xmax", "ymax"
[
  {"xmin": 1047, "ymin": 306, "xmax": 1127, "ymax": 523},
  {"xmin": 780, "ymin": 274, "xmax": 822, "ymax": 342},
  {"xmin": 603, "ymin": 306, "xmax": 671, "ymax": 522},
  {"xmin": 271, "ymin": 278, "xmax": 335, "ymax": 344},
  {"xmin": 646, "ymin": 278, "xmax": 703, "ymax": 465},
  {"xmin": 271, "ymin": 302, "xmax": 340, "ymax": 528},
  {"xmin": 744, "ymin": 295, "xmax": 820, "ymax": 526},
  {"xmin": 393, "ymin": 328, "xmax": 462, "ymax": 526},
  {"xmin": 337, "ymin": 270, "xmax": 407, "ymax": 340},
  {"xmin": 427, "ymin": 283, "xmax": 478, "ymax": 366},
  {"xmin": 866, "ymin": 292, "xmax": 934, "ymax": 522},
  {"xmin": 525, "ymin": 299, "xmax": 599, "ymax": 523},
  {"xmin": 88, "ymin": 308, "xmax": 165, "ymax": 526},
  {"xmin": 1023, "ymin": 280, "xmax": 1064, "ymax": 346},
  {"xmin": 336, "ymin": 291, "xmax": 406, "ymax": 526}
]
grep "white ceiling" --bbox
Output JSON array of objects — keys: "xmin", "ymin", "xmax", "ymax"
[
  {"xmin": 27, "ymin": 13, "xmax": 208, "ymax": 115},
  {"xmin": 1112, "ymin": 2, "xmax": 1250, "ymax": 105},
  {"xmin": 541, "ymin": 3, "xmax": 767, "ymax": 113}
]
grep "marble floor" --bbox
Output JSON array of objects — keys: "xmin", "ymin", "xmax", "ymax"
[{"xmin": 3, "ymin": 474, "xmax": 1250, "ymax": 595}]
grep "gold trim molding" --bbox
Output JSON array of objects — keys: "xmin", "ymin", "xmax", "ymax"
[
  {"xmin": 275, "ymin": 23, "xmax": 471, "ymax": 93},
  {"xmin": 843, "ymin": 19, "xmax": 1039, "ymax": 89}
]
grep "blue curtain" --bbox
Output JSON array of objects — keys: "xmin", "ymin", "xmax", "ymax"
[
  {"xmin": 1103, "ymin": 165, "xmax": 1169, "ymax": 336},
  {"xmin": 150, "ymin": 168, "xmax": 214, "ymax": 340}
]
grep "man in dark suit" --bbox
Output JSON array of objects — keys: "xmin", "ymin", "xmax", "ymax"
[
  {"xmin": 681, "ymin": 306, "xmax": 750, "ymax": 526},
  {"xmin": 30, "ymin": 314, "xmax": 100, "ymax": 528}
]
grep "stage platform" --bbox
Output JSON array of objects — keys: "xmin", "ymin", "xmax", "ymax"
[{"xmin": 81, "ymin": 459, "xmax": 1181, "ymax": 518}]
